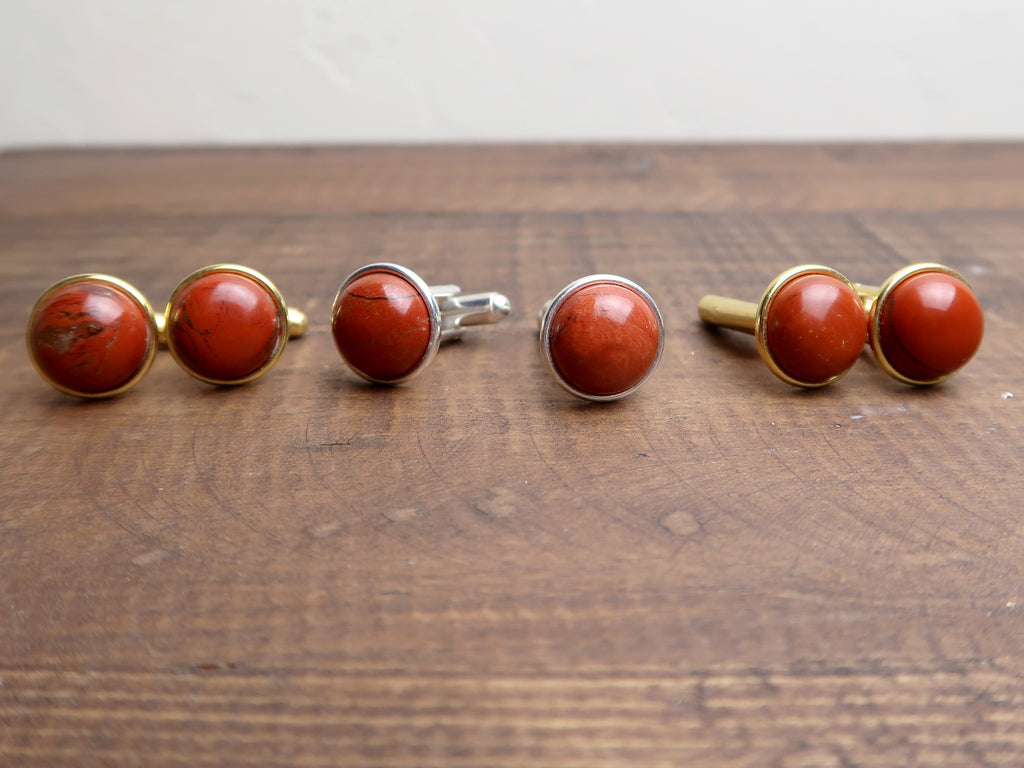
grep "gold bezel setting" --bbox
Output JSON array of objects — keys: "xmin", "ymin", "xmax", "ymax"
[
  {"xmin": 754, "ymin": 264, "xmax": 863, "ymax": 389},
  {"xmin": 27, "ymin": 274, "xmax": 158, "ymax": 399},
  {"xmin": 868, "ymin": 262, "xmax": 974, "ymax": 386},
  {"xmin": 164, "ymin": 264, "xmax": 291, "ymax": 386}
]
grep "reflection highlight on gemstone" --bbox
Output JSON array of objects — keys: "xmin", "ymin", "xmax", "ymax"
[{"xmin": 917, "ymin": 280, "xmax": 957, "ymax": 312}]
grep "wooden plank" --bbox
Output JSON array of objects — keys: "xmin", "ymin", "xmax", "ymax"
[
  {"xmin": 1, "ymin": 144, "xmax": 1023, "ymax": 766},
  {"xmin": 3, "ymin": 144, "xmax": 1024, "ymax": 218}
]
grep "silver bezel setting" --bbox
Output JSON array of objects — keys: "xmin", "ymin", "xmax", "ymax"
[
  {"xmin": 539, "ymin": 274, "xmax": 664, "ymax": 402},
  {"xmin": 331, "ymin": 262, "xmax": 443, "ymax": 385}
]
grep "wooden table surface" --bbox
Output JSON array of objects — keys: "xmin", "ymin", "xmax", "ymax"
[{"xmin": 1, "ymin": 144, "xmax": 1022, "ymax": 766}]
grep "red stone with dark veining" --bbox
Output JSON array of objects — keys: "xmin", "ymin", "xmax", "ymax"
[
  {"xmin": 167, "ymin": 272, "xmax": 283, "ymax": 382},
  {"xmin": 547, "ymin": 282, "xmax": 660, "ymax": 397},
  {"xmin": 764, "ymin": 273, "xmax": 866, "ymax": 384},
  {"xmin": 332, "ymin": 272, "xmax": 431, "ymax": 382},
  {"xmin": 876, "ymin": 270, "xmax": 984, "ymax": 382},
  {"xmin": 29, "ymin": 279, "xmax": 154, "ymax": 395}
]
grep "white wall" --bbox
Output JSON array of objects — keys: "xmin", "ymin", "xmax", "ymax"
[{"xmin": 2, "ymin": 0, "xmax": 1023, "ymax": 148}]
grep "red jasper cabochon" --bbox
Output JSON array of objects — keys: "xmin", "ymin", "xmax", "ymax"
[
  {"xmin": 29, "ymin": 278, "xmax": 155, "ymax": 395},
  {"xmin": 875, "ymin": 269, "xmax": 983, "ymax": 383},
  {"xmin": 332, "ymin": 271, "xmax": 432, "ymax": 382},
  {"xmin": 167, "ymin": 271, "xmax": 284, "ymax": 382},
  {"xmin": 546, "ymin": 282, "xmax": 661, "ymax": 397},
  {"xmin": 764, "ymin": 273, "xmax": 866, "ymax": 385}
]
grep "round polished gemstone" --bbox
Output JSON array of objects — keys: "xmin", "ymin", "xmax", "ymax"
[
  {"xmin": 763, "ymin": 273, "xmax": 866, "ymax": 385},
  {"xmin": 875, "ymin": 270, "xmax": 983, "ymax": 383},
  {"xmin": 167, "ymin": 271, "xmax": 284, "ymax": 382},
  {"xmin": 546, "ymin": 282, "xmax": 661, "ymax": 398},
  {"xmin": 28, "ymin": 278, "xmax": 155, "ymax": 396},
  {"xmin": 332, "ymin": 271, "xmax": 432, "ymax": 382}
]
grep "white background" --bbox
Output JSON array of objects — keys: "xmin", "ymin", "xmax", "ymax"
[{"xmin": 1, "ymin": 0, "xmax": 1023, "ymax": 149}]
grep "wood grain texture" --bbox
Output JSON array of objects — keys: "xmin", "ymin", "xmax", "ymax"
[{"xmin": 1, "ymin": 144, "xmax": 1022, "ymax": 767}]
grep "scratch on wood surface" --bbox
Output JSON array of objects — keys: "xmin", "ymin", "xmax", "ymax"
[{"xmin": 130, "ymin": 549, "xmax": 171, "ymax": 567}]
